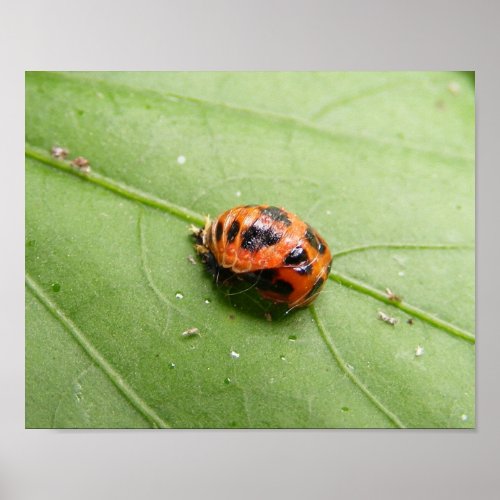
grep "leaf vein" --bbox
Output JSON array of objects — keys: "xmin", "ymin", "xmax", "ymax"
[
  {"xmin": 333, "ymin": 243, "xmax": 473, "ymax": 259},
  {"xmin": 309, "ymin": 304, "xmax": 406, "ymax": 428},
  {"xmin": 25, "ymin": 145, "xmax": 205, "ymax": 226},
  {"xmin": 25, "ymin": 273, "xmax": 170, "ymax": 428},
  {"xmin": 310, "ymin": 79, "xmax": 408, "ymax": 121},
  {"xmin": 329, "ymin": 271, "xmax": 475, "ymax": 343},
  {"xmin": 49, "ymin": 71, "xmax": 473, "ymax": 163}
]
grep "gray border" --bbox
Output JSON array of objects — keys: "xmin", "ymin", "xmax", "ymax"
[{"xmin": 2, "ymin": 0, "xmax": 499, "ymax": 499}]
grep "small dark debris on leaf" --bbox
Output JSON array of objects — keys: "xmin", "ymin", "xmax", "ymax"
[
  {"xmin": 182, "ymin": 327, "xmax": 200, "ymax": 337},
  {"xmin": 407, "ymin": 318, "xmax": 414, "ymax": 325},
  {"xmin": 435, "ymin": 99, "xmax": 445, "ymax": 110},
  {"xmin": 264, "ymin": 312, "xmax": 272, "ymax": 322},
  {"xmin": 187, "ymin": 255, "xmax": 197, "ymax": 265},
  {"xmin": 71, "ymin": 156, "xmax": 91, "ymax": 174},
  {"xmin": 228, "ymin": 314, "xmax": 235, "ymax": 320},
  {"xmin": 51, "ymin": 146, "xmax": 69, "ymax": 160},
  {"xmin": 378, "ymin": 311, "xmax": 398, "ymax": 326},
  {"xmin": 386, "ymin": 288, "xmax": 402, "ymax": 302}
]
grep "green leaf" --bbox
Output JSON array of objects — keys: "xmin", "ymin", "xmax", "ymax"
[{"xmin": 25, "ymin": 72, "xmax": 475, "ymax": 428}]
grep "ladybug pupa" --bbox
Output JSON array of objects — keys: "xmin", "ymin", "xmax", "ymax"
[{"xmin": 192, "ymin": 205, "xmax": 332, "ymax": 309}]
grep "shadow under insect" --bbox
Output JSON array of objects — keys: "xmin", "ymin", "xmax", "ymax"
[{"xmin": 191, "ymin": 230, "xmax": 291, "ymax": 321}]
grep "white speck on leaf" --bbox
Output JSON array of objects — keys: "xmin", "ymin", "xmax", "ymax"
[
  {"xmin": 461, "ymin": 414, "xmax": 468, "ymax": 421},
  {"xmin": 177, "ymin": 155, "xmax": 186, "ymax": 165},
  {"xmin": 73, "ymin": 383, "xmax": 83, "ymax": 402},
  {"xmin": 230, "ymin": 350, "xmax": 240, "ymax": 359},
  {"xmin": 415, "ymin": 345, "xmax": 424, "ymax": 357},
  {"xmin": 448, "ymin": 82, "xmax": 461, "ymax": 95},
  {"xmin": 378, "ymin": 311, "xmax": 398, "ymax": 326},
  {"xmin": 51, "ymin": 146, "xmax": 69, "ymax": 159},
  {"xmin": 182, "ymin": 327, "xmax": 199, "ymax": 337}
]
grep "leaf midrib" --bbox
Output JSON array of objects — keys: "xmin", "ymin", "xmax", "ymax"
[{"xmin": 25, "ymin": 145, "xmax": 475, "ymax": 346}]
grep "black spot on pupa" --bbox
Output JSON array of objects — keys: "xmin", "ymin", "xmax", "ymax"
[
  {"xmin": 243, "ymin": 269, "xmax": 277, "ymax": 289},
  {"xmin": 317, "ymin": 237, "xmax": 327, "ymax": 255},
  {"xmin": 294, "ymin": 263, "xmax": 313, "ymax": 275},
  {"xmin": 261, "ymin": 206, "xmax": 292, "ymax": 226},
  {"xmin": 305, "ymin": 225, "xmax": 319, "ymax": 250},
  {"xmin": 260, "ymin": 269, "xmax": 278, "ymax": 282},
  {"xmin": 215, "ymin": 221, "xmax": 223, "ymax": 241},
  {"xmin": 241, "ymin": 224, "xmax": 282, "ymax": 252},
  {"xmin": 273, "ymin": 280, "xmax": 294, "ymax": 296},
  {"xmin": 227, "ymin": 220, "xmax": 240, "ymax": 243},
  {"xmin": 306, "ymin": 277, "xmax": 324, "ymax": 298},
  {"xmin": 242, "ymin": 269, "xmax": 292, "ymax": 296},
  {"xmin": 284, "ymin": 246, "xmax": 308, "ymax": 265}
]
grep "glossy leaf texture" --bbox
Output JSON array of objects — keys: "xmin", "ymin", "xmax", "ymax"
[{"xmin": 25, "ymin": 72, "xmax": 475, "ymax": 428}]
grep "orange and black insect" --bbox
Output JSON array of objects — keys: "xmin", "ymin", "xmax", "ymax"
[{"xmin": 192, "ymin": 205, "xmax": 332, "ymax": 309}]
